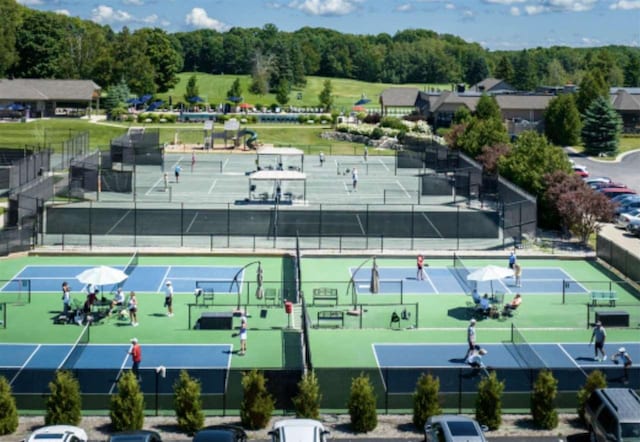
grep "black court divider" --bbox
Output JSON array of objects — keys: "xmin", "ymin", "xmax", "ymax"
[
  {"xmin": 0, "ymin": 279, "xmax": 31, "ymax": 304},
  {"xmin": 0, "ymin": 303, "xmax": 5, "ymax": 328},
  {"xmin": 46, "ymin": 205, "xmax": 501, "ymax": 239}
]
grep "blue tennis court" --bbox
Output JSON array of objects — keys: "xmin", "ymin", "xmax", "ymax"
[
  {"xmin": 351, "ymin": 266, "xmax": 587, "ymax": 295},
  {"xmin": 0, "ymin": 265, "xmax": 244, "ymax": 294},
  {"xmin": 0, "ymin": 343, "xmax": 232, "ymax": 395},
  {"xmin": 373, "ymin": 342, "xmax": 640, "ymax": 393}
]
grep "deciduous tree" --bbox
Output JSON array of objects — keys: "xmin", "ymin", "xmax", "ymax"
[{"xmin": 544, "ymin": 94, "xmax": 581, "ymax": 146}]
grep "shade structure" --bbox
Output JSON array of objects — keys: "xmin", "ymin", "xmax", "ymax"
[
  {"xmin": 256, "ymin": 262, "xmax": 264, "ymax": 299},
  {"xmin": 466, "ymin": 265, "xmax": 514, "ymax": 295},
  {"xmin": 370, "ymin": 257, "xmax": 380, "ymax": 294},
  {"xmin": 354, "ymin": 98, "xmax": 371, "ymax": 106},
  {"xmin": 228, "ymin": 96, "xmax": 243, "ymax": 103},
  {"xmin": 188, "ymin": 96, "xmax": 204, "ymax": 103},
  {"xmin": 352, "ymin": 105, "xmax": 365, "ymax": 112},
  {"xmin": 239, "ymin": 103, "xmax": 253, "ymax": 109},
  {"xmin": 76, "ymin": 266, "xmax": 128, "ymax": 286}
]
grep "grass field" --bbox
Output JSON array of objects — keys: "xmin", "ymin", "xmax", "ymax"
[{"xmin": 157, "ymin": 73, "xmax": 444, "ymax": 111}]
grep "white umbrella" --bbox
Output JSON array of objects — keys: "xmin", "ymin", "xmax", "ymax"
[
  {"xmin": 76, "ymin": 266, "xmax": 128, "ymax": 286},
  {"xmin": 466, "ymin": 265, "xmax": 514, "ymax": 295}
]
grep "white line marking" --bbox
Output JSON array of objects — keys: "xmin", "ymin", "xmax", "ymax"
[
  {"xmin": 146, "ymin": 175, "xmax": 164, "ymax": 195},
  {"xmin": 157, "ymin": 267, "xmax": 172, "ymax": 292},
  {"xmin": 396, "ymin": 180, "xmax": 411, "ymax": 198},
  {"xmin": 208, "ymin": 180, "xmax": 218, "ymax": 194},
  {"xmin": 355, "ymin": 214, "xmax": 366, "ymax": 235},
  {"xmin": 557, "ymin": 344, "xmax": 589, "ymax": 377},
  {"xmin": 222, "ymin": 158, "xmax": 229, "ymax": 171},
  {"xmin": 378, "ymin": 158, "xmax": 390, "ymax": 172},
  {"xmin": 10, "ymin": 344, "xmax": 41, "ymax": 386},
  {"xmin": 186, "ymin": 212, "xmax": 199, "ymax": 233},
  {"xmin": 105, "ymin": 210, "xmax": 132, "ymax": 235},
  {"xmin": 421, "ymin": 212, "xmax": 444, "ymax": 239},
  {"xmin": 109, "ymin": 353, "xmax": 131, "ymax": 395}
]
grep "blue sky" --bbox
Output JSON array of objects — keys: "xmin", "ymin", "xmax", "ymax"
[{"xmin": 17, "ymin": 0, "xmax": 640, "ymax": 50}]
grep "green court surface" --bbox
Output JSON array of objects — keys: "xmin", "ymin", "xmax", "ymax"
[{"xmin": 1, "ymin": 254, "xmax": 639, "ymax": 371}]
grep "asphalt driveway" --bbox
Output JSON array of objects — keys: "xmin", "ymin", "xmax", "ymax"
[{"xmin": 567, "ymin": 148, "xmax": 640, "ymax": 192}]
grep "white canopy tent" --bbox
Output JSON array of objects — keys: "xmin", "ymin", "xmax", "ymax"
[
  {"xmin": 256, "ymin": 146, "xmax": 305, "ymax": 172},
  {"xmin": 248, "ymin": 170, "xmax": 307, "ymax": 202}
]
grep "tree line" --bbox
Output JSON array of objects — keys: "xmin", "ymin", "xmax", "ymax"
[{"xmin": 1, "ymin": 0, "xmax": 639, "ymax": 96}]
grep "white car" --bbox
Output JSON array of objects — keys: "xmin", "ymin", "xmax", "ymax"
[
  {"xmin": 584, "ymin": 177, "xmax": 612, "ymax": 186},
  {"xmin": 269, "ymin": 419, "xmax": 330, "ymax": 442},
  {"xmin": 616, "ymin": 208, "xmax": 640, "ymax": 229},
  {"xmin": 25, "ymin": 426, "xmax": 88, "ymax": 442}
]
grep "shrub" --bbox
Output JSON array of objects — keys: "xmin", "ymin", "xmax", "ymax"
[
  {"xmin": 174, "ymin": 370, "xmax": 204, "ymax": 435},
  {"xmin": 531, "ymin": 370, "xmax": 558, "ymax": 429},
  {"xmin": 577, "ymin": 370, "xmax": 606, "ymax": 424},
  {"xmin": 475, "ymin": 371, "xmax": 504, "ymax": 430},
  {"xmin": 412, "ymin": 373, "xmax": 442, "ymax": 429},
  {"xmin": 347, "ymin": 373, "xmax": 377, "ymax": 433},
  {"xmin": 162, "ymin": 113, "xmax": 177, "ymax": 123},
  {"xmin": 109, "ymin": 107, "xmax": 127, "ymax": 121},
  {"xmin": 240, "ymin": 369, "xmax": 274, "ymax": 430},
  {"xmin": 380, "ymin": 116, "xmax": 405, "ymax": 131},
  {"xmin": 46, "ymin": 371, "xmax": 82, "ymax": 426},
  {"xmin": 363, "ymin": 113, "xmax": 381, "ymax": 125},
  {"xmin": 0, "ymin": 376, "xmax": 18, "ymax": 435},
  {"xmin": 292, "ymin": 371, "xmax": 322, "ymax": 419},
  {"xmin": 370, "ymin": 127, "xmax": 384, "ymax": 140},
  {"xmin": 110, "ymin": 371, "xmax": 145, "ymax": 431}
]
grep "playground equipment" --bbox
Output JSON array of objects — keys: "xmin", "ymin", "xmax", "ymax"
[{"xmin": 172, "ymin": 118, "xmax": 260, "ymax": 150}]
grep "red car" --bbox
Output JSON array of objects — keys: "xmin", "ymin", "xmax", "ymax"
[
  {"xmin": 573, "ymin": 165, "xmax": 589, "ymax": 177},
  {"xmin": 598, "ymin": 187, "xmax": 637, "ymax": 199}
]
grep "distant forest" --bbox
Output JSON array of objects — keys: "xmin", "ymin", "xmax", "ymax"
[{"xmin": 1, "ymin": 0, "xmax": 639, "ymax": 95}]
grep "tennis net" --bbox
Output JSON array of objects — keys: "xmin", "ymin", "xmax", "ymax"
[
  {"xmin": 452, "ymin": 253, "xmax": 476, "ymax": 292},
  {"xmin": 60, "ymin": 324, "xmax": 90, "ymax": 369},
  {"xmin": 510, "ymin": 324, "xmax": 546, "ymax": 369}
]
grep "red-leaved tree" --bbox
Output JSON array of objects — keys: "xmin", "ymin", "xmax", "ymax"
[{"xmin": 544, "ymin": 171, "xmax": 615, "ymax": 243}]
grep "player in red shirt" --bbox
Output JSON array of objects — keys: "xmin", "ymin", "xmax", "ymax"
[{"xmin": 129, "ymin": 337, "xmax": 142, "ymax": 381}]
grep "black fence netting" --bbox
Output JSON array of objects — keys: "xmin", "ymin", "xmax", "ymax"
[
  {"xmin": 8, "ymin": 176, "xmax": 54, "ymax": 227},
  {"xmin": 0, "ymin": 220, "xmax": 35, "ymax": 256},
  {"xmin": 46, "ymin": 204, "xmax": 500, "ymax": 239},
  {"xmin": 111, "ymin": 129, "xmax": 163, "ymax": 166},
  {"xmin": 8, "ymin": 366, "xmax": 637, "ymax": 413},
  {"xmin": 597, "ymin": 235, "xmax": 640, "ymax": 283}
]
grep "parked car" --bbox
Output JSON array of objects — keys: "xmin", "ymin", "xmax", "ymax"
[
  {"xmin": 585, "ymin": 176, "xmax": 612, "ymax": 185},
  {"xmin": 269, "ymin": 419, "xmax": 331, "ymax": 442},
  {"xmin": 611, "ymin": 194, "xmax": 640, "ymax": 205},
  {"xmin": 573, "ymin": 165, "xmax": 589, "ymax": 177},
  {"xmin": 616, "ymin": 200, "xmax": 640, "ymax": 215},
  {"xmin": 192, "ymin": 425, "xmax": 247, "ymax": 442},
  {"xmin": 584, "ymin": 388, "xmax": 640, "ymax": 442},
  {"xmin": 108, "ymin": 430, "xmax": 162, "ymax": 442},
  {"xmin": 628, "ymin": 218, "xmax": 640, "ymax": 236},
  {"xmin": 24, "ymin": 426, "xmax": 88, "ymax": 442},
  {"xmin": 616, "ymin": 208, "xmax": 640, "ymax": 229},
  {"xmin": 589, "ymin": 181, "xmax": 628, "ymax": 190},
  {"xmin": 598, "ymin": 187, "xmax": 637, "ymax": 199},
  {"xmin": 425, "ymin": 415, "xmax": 488, "ymax": 442}
]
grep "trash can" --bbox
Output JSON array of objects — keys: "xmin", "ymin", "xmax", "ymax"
[{"xmin": 285, "ymin": 301, "xmax": 293, "ymax": 314}]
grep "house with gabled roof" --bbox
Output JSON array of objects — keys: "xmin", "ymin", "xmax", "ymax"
[
  {"xmin": 611, "ymin": 89, "xmax": 640, "ymax": 132},
  {"xmin": 472, "ymin": 78, "xmax": 516, "ymax": 94},
  {"xmin": 379, "ymin": 87, "xmax": 424, "ymax": 115},
  {"xmin": 0, "ymin": 79, "xmax": 101, "ymax": 118}
]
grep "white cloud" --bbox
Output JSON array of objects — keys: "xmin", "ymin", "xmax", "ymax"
[
  {"xmin": 185, "ymin": 7, "xmax": 228, "ymax": 31},
  {"xmin": 610, "ymin": 0, "xmax": 640, "ymax": 9},
  {"xmin": 91, "ymin": 5, "xmax": 133, "ymax": 24},
  {"xmin": 396, "ymin": 3, "xmax": 413, "ymax": 12},
  {"xmin": 289, "ymin": 0, "xmax": 362, "ymax": 16},
  {"xmin": 123, "ymin": 0, "xmax": 144, "ymax": 5},
  {"xmin": 581, "ymin": 36, "xmax": 601, "ymax": 45},
  {"xmin": 483, "ymin": 0, "xmax": 526, "ymax": 4},
  {"xmin": 16, "ymin": 0, "xmax": 43, "ymax": 5},
  {"xmin": 445, "ymin": 3, "xmax": 455, "ymax": 9},
  {"xmin": 55, "ymin": 9, "xmax": 70, "ymax": 16},
  {"xmin": 510, "ymin": 6, "xmax": 521, "ymax": 14},
  {"xmin": 142, "ymin": 14, "xmax": 158, "ymax": 23},
  {"xmin": 524, "ymin": 4, "xmax": 546, "ymax": 14}
]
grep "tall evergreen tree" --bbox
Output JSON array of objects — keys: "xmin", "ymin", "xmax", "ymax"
[
  {"xmin": 544, "ymin": 94, "xmax": 581, "ymax": 146},
  {"xmin": 581, "ymin": 96, "xmax": 622, "ymax": 155},
  {"xmin": 512, "ymin": 50, "xmax": 538, "ymax": 91},
  {"xmin": 184, "ymin": 74, "xmax": 199, "ymax": 102},
  {"xmin": 475, "ymin": 94, "xmax": 502, "ymax": 121},
  {"xmin": 46, "ymin": 371, "xmax": 82, "ymax": 426},
  {"xmin": 275, "ymin": 79, "xmax": 290, "ymax": 106},
  {"xmin": 576, "ymin": 69, "xmax": 608, "ymax": 115},
  {"xmin": 624, "ymin": 53, "xmax": 640, "ymax": 87},
  {"xmin": 318, "ymin": 79, "xmax": 333, "ymax": 111},
  {"xmin": 227, "ymin": 77, "xmax": 243, "ymax": 101},
  {"xmin": 494, "ymin": 55, "xmax": 514, "ymax": 84}
]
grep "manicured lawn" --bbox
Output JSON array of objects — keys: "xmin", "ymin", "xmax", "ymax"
[{"xmin": 158, "ymin": 73, "xmax": 445, "ymax": 112}]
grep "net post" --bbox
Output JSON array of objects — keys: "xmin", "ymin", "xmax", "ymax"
[
  {"xmin": 562, "ymin": 279, "xmax": 566, "ymax": 304},
  {"xmin": 510, "ymin": 323, "xmax": 514, "ymax": 342}
]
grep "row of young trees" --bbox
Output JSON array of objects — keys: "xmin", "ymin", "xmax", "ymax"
[
  {"xmin": 0, "ymin": 367, "xmax": 609, "ymax": 436},
  {"xmin": 1, "ymin": 0, "xmax": 639, "ymax": 95}
]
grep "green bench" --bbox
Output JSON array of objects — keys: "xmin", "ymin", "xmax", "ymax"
[
  {"xmin": 317, "ymin": 310, "xmax": 344, "ymax": 328},
  {"xmin": 590, "ymin": 291, "xmax": 618, "ymax": 307},
  {"xmin": 312, "ymin": 288, "xmax": 338, "ymax": 305}
]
